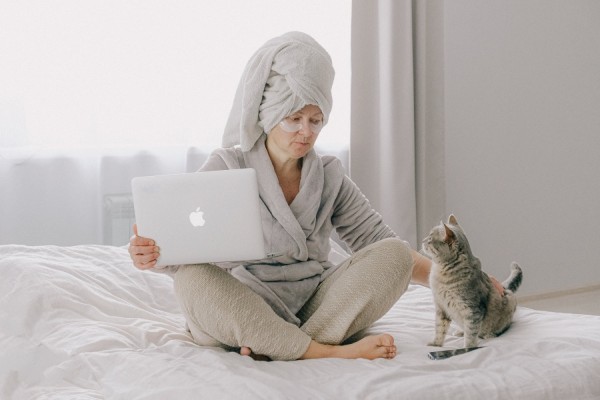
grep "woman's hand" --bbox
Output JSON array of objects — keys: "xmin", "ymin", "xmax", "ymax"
[
  {"xmin": 128, "ymin": 224, "xmax": 160, "ymax": 270},
  {"xmin": 488, "ymin": 275, "xmax": 505, "ymax": 296}
]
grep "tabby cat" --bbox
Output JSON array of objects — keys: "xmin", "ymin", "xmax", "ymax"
[{"xmin": 422, "ymin": 215, "xmax": 523, "ymax": 348}]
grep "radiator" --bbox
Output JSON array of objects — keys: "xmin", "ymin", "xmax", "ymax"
[{"xmin": 103, "ymin": 194, "xmax": 135, "ymax": 246}]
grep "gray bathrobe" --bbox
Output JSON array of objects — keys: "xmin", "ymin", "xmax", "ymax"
[
  {"xmin": 211, "ymin": 135, "xmax": 395, "ymax": 324},
  {"xmin": 158, "ymin": 135, "xmax": 397, "ymax": 325}
]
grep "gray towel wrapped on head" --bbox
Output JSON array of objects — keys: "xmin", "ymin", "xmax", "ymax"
[{"xmin": 222, "ymin": 31, "xmax": 335, "ymax": 152}]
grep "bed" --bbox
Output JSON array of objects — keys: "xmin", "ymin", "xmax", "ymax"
[{"xmin": 1, "ymin": 244, "xmax": 599, "ymax": 400}]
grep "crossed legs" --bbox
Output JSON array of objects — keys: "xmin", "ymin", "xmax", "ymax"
[{"xmin": 173, "ymin": 238, "xmax": 414, "ymax": 361}]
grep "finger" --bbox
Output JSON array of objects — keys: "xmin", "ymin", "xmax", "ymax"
[
  {"xmin": 130, "ymin": 235, "xmax": 156, "ymax": 246},
  {"xmin": 130, "ymin": 245, "xmax": 159, "ymax": 257},
  {"xmin": 130, "ymin": 224, "xmax": 138, "ymax": 243},
  {"xmin": 130, "ymin": 244, "xmax": 153, "ymax": 255},
  {"xmin": 129, "ymin": 224, "xmax": 156, "ymax": 246},
  {"xmin": 490, "ymin": 276, "xmax": 505, "ymax": 295},
  {"xmin": 129, "ymin": 244, "xmax": 160, "ymax": 255},
  {"xmin": 137, "ymin": 251, "xmax": 159, "ymax": 265},
  {"xmin": 135, "ymin": 259, "xmax": 157, "ymax": 270},
  {"xmin": 133, "ymin": 252, "xmax": 159, "ymax": 268}
]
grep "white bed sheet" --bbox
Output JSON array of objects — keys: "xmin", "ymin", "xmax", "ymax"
[{"xmin": 1, "ymin": 244, "xmax": 599, "ymax": 400}]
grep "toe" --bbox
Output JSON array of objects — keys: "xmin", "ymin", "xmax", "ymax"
[
  {"xmin": 379, "ymin": 334, "xmax": 395, "ymax": 347},
  {"xmin": 240, "ymin": 347, "xmax": 252, "ymax": 356}
]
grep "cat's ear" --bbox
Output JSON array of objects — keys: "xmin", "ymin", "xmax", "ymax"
[
  {"xmin": 443, "ymin": 223, "xmax": 455, "ymax": 244},
  {"xmin": 448, "ymin": 214, "xmax": 458, "ymax": 225}
]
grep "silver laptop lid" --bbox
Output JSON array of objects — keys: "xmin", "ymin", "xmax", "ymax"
[{"xmin": 132, "ymin": 168, "xmax": 266, "ymax": 267}]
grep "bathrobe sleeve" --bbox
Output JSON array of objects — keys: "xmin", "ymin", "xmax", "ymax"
[
  {"xmin": 332, "ymin": 174, "xmax": 398, "ymax": 253},
  {"xmin": 197, "ymin": 149, "xmax": 240, "ymax": 172}
]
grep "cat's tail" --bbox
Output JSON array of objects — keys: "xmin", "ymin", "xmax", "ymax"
[{"xmin": 502, "ymin": 262, "xmax": 523, "ymax": 293}]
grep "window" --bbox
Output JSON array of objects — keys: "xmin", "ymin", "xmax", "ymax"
[{"xmin": 0, "ymin": 1, "xmax": 350, "ymax": 150}]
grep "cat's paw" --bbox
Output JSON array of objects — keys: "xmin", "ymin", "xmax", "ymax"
[{"xmin": 428, "ymin": 341, "xmax": 444, "ymax": 347}]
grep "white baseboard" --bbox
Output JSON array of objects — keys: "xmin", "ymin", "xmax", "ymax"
[{"xmin": 519, "ymin": 283, "xmax": 600, "ymax": 303}]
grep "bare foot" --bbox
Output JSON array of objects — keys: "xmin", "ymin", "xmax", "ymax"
[
  {"xmin": 240, "ymin": 346, "xmax": 271, "ymax": 361},
  {"xmin": 334, "ymin": 334, "xmax": 397, "ymax": 360},
  {"xmin": 301, "ymin": 334, "xmax": 397, "ymax": 360}
]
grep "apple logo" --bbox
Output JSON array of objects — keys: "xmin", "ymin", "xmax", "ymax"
[{"xmin": 189, "ymin": 207, "xmax": 206, "ymax": 227}]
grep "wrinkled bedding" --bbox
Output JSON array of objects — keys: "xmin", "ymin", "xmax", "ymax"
[{"xmin": 1, "ymin": 244, "xmax": 599, "ymax": 400}]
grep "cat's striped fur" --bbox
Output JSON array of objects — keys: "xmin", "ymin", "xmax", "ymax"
[{"xmin": 422, "ymin": 215, "xmax": 523, "ymax": 348}]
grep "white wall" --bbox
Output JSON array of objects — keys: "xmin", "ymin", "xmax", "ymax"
[{"xmin": 444, "ymin": 1, "xmax": 600, "ymax": 296}]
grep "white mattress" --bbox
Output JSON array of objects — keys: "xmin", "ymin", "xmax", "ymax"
[{"xmin": 1, "ymin": 244, "xmax": 599, "ymax": 400}]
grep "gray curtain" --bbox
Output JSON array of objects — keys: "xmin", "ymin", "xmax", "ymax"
[{"xmin": 350, "ymin": 0, "xmax": 446, "ymax": 247}]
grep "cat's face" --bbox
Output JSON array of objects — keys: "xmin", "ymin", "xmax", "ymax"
[{"xmin": 422, "ymin": 215, "xmax": 471, "ymax": 263}]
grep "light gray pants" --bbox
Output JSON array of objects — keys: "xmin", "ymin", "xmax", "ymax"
[{"xmin": 173, "ymin": 237, "xmax": 414, "ymax": 361}]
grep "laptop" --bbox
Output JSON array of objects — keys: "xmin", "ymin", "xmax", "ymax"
[{"xmin": 131, "ymin": 168, "xmax": 266, "ymax": 267}]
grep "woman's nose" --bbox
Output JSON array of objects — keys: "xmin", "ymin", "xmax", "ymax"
[{"xmin": 298, "ymin": 120, "xmax": 313, "ymax": 135}]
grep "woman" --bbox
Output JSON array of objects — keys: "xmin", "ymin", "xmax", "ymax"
[{"xmin": 129, "ymin": 32, "xmax": 433, "ymax": 361}]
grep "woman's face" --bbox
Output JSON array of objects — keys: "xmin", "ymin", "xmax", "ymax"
[{"xmin": 266, "ymin": 104, "xmax": 324, "ymax": 160}]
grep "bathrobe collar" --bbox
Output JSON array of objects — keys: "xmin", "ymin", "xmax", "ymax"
[{"xmin": 243, "ymin": 134, "xmax": 324, "ymax": 262}]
